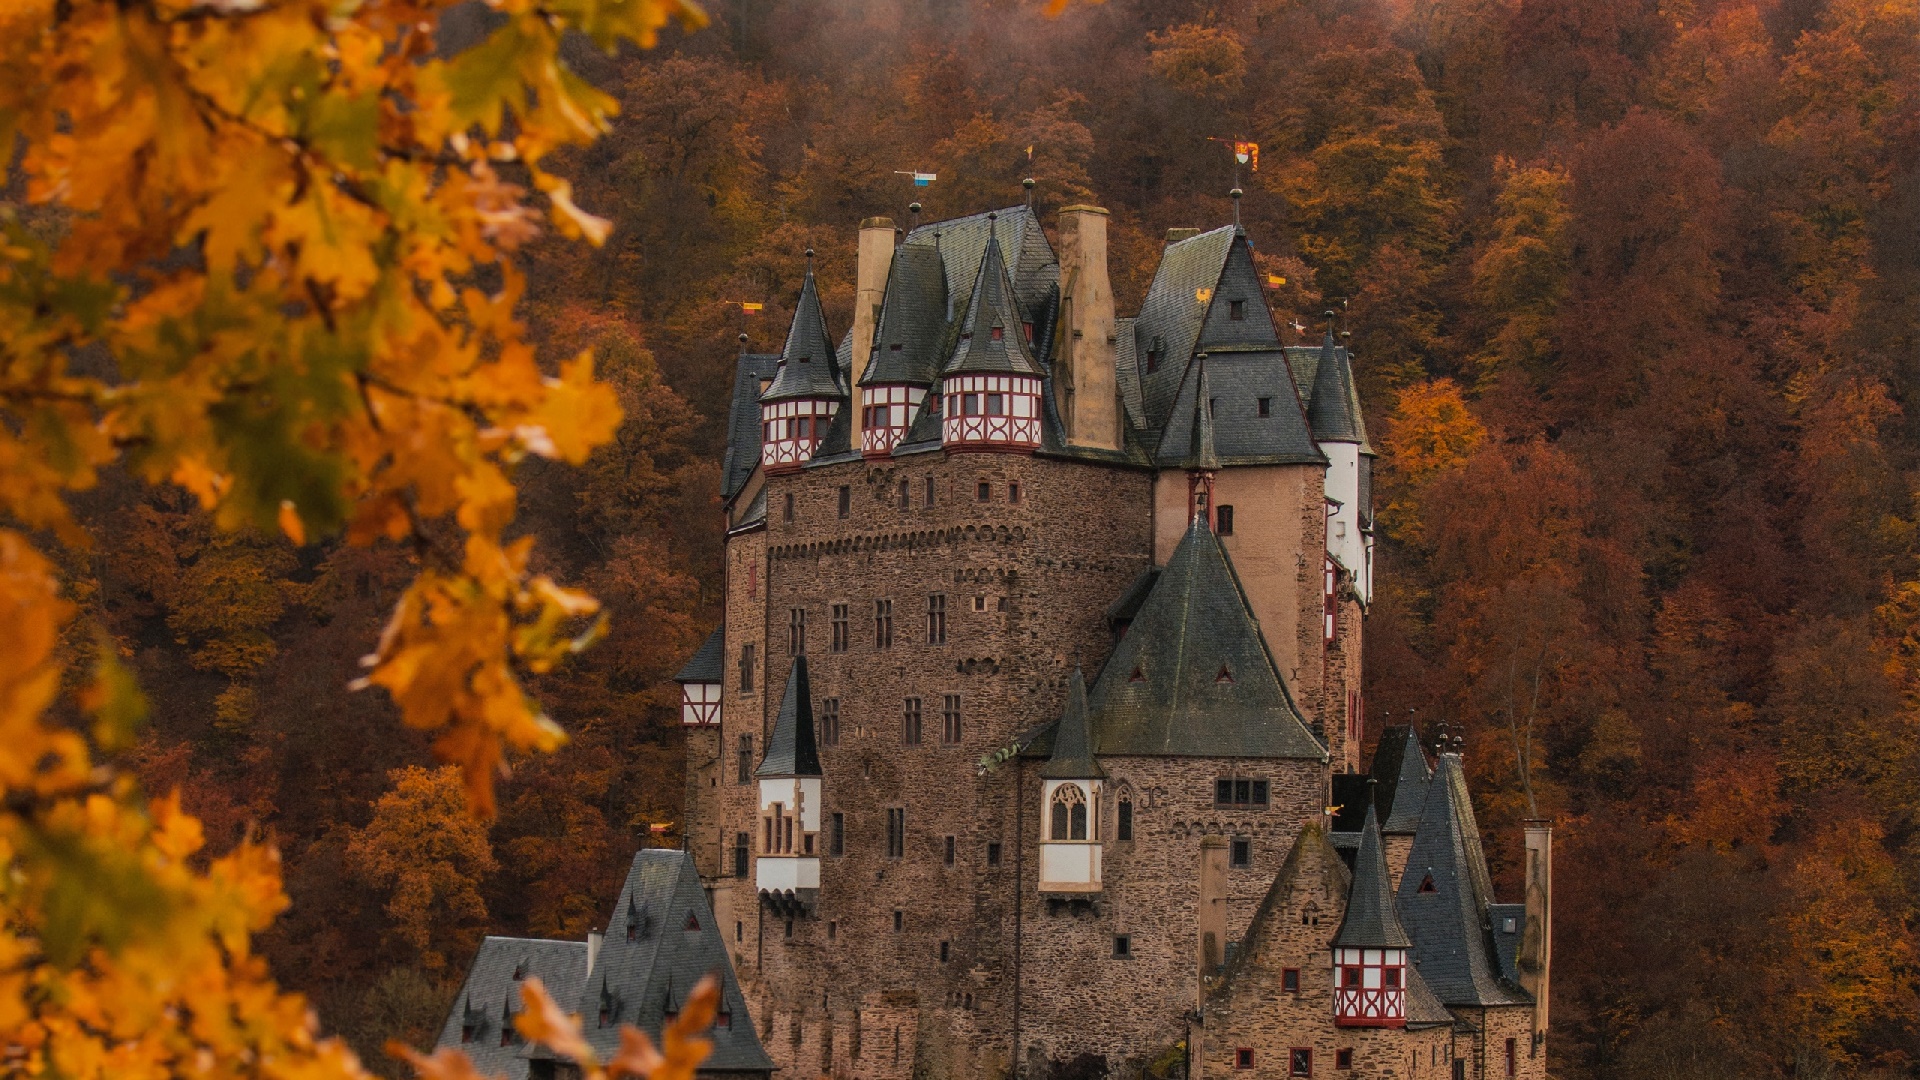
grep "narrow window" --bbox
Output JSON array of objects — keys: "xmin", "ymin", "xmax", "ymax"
[
  {"xmin": 1236, "ymin": 1049, "xmax": 1254, "ymax": 1070},
  {"xmin": 837, "ymin": 485, "xmax": 850, "ymax": 518},
  {"xmin": 462, "ymin": 1025, "xmax": 474, "ymax": 1044},
  {"xmin": 941, "ymin": 694, "xmax": 962, "ymax": 744},
  {"xmin": 1282, "ymin": 968, "xmax": 1300, "ymax": 992},
  {"xmin": 973, "ymin": 595, "xmax": 987, "ymax": 612},
  {"xmin": 1290, "ymin": 1048, "xmax": 1312, "ymax": 1077},
  {"xmin": 892, "ymin": 910, "xmax": 904, "ymax": 932},
  {"xmin": 887, "ymin": 809, "xmax": 905, "ymax": 859},
  {"xmin": 1215, "ymin": 778, "xmax": 1233, "ymax": 806},
  {"xmin": 1384, "ymin": 967, "xmax": 1401, "ymax": 988},
  {"xmin": 1229, "ymin": 299, "xmax": 1246, "ymax": 321},
  {"xmin": 737, "ymin": 736, "xmax": 753, "ymax": 785},
  {"xmin": 1506, "ymin": 1038, "xmax": 1516, "ymax": 1078},
  {"xmin": 1343, "ymin": 966, "xmax": 1362, "ymax": 988},
  {"xmin": 785, "ymin": 919, "xmax": 794, "ymax": 939},
  {"xmin": 939, "ymin": 940, "xmax": 950, "ymax": 962},
  {"xmin": 1217, "ymin": 505, "xmax": 1234, "ymax": 536},
  {"xmin": 827, "ymin": 920, "xmax": 837, "ymax": 940},
  {"xmin": 736, "ymin": 920, "xmax": 743, "ymax": 942},
  {"xmin": 899, "ymin": 479, "xmax": 910, "ymax": 508},
  {"xmin": 1258, "ymin": 397, "xmax": 1271, "ymax": 417},
  {"xmin": 1253, "ymin": 779, "xmax": 1269, "ymax": 805},
  {"xmin": 1325, "ymin": 556, "xmax": 1339, "ymax": 644},
  {"xmin": 1336, "ymin": 1049, "xmax": 1353, "ymax": 1070},
  {"xmin": 788, "ymin": 607, "xmax": 805, "ymax": 655},
  {"xmin": 734, "ymin": 831, "xmax": 749, "ymax": 877},
  {"xmin": 875, "ymin": 599, "xmax": 893, "ymax": 648},
  {"xmin": 927, "ymin": 594, "xmax": 947, "ymax": 644},
  {"xmin": 924, "ymin": 475, "xmax": 936, "ymax": 506},
  {"xmin": 1009, "ymin": 481, "xmax": 1021, "ymax": 504},
  {"xmin": 783, "ymin": 492, "xmax": 794, "ymax": 523},
  {"xmin": 944, "ymin": 835, "xmax": 956, "ymax": 865},
  {"xmin": 739, "ymin": 643, "xmax": 756, "ymax": 692},
  {"xmin": 1117, "ymin": 798, "xmax": 1133, "ymax": 841},
  {"xmin": 831, "ymin": 812, "xmax": 845, "ymax": 856},
  {"xmin": 902, "ymin": 698, "xmax": 922, "ymax": 745},
  {"xmin": 1230, "ymin": 837, "xmax": 1252, "ymax": 867},
  {"xmin": 832, "ymin": 604, "xmax": 850, "ymax": 652},
  {"xmin": 820, "ymin": 698, "xmax": 840, "ymax": 746},
  {"xmin": 1236, "ymin": 779, "xmax": 1251, "ymax": 804},
  {"xmin": 987, "ymin": 841, "xmax": 1002, "ymax": 866},
  {"xmin": 977, "ymin": 481, "xmax": 991, "ymax": 502}
]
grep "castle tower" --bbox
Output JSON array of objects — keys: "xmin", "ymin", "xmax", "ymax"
[
  {"xmin": 1037, "ymin": 670, "xmax": 1103, "ymax": 894},
  {"xmin": 755, "ymin": 657, "xmax": 823, "ymax": 913},
  {"xmin": 938, "ymin": 217, "xmax": 1044, "ymax": 451},
  {"xmin": 1332, "ymin": 803, "xmax": 1412, "ymax": 1028},
  {"xmin": 848, "ymin": 217, "xmax": 895, "ymax": 454},
  {"xmin": 1307, "ymin": 330, "xmax": 1374, "ymax": 606},
  {"xmin": 759, "ymin": 257, "xmax": 842, "ymax": 474}
]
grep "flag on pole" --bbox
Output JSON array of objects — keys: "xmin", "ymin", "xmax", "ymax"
[
  {"xmin": 894, "ymin": 170, "xmax": 939, "ymax": 186},
  {"xmin": 1025, "ymin": 145, "xmax": 1034, "ymax": 160},
  {"xmin": 1234, "ymin": 141, "xmax": 1260, "ymax": 172},
  {"xmin": 1266, "ymin": 274, "xmax": 1286, "ymax": 288},
  {"xmin": 740, "ymin": 302, "xmax": 764, "ymax": 314}
]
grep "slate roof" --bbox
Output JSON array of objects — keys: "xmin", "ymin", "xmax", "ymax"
[
  {"xmin": 437, "ymin": 936, "xmax": 590, "ymax": 1080},
  {"xmin": 1307, "ymin": 332, "xmax": 1364, "ymax": 444},
  {"xmin": 1210, "ymin": 820, "xmax": 1347, "ymax": 998},
  {"xmin": 1333, "ymin": 805, "xmax": 1413, "ymax": 949},
  {"xmin": 862, "ymin": 244, "xmax": 949, "ymax": 387},
  {"xmin": 1113, "ymin": 316, "xmax": 1146, "ymax": 430},
  {"xmin": 673, "ymin": 628, "xmax": 724, "ymax": 685},
  {"xmin": 1291, "ymin": 341, "xmax": 1372, "ymax": 454},
  {"xmin": 722, "ymin": 353, "xmax": 780, "ymax": 503},
  {"xmin": 760, "ymin": 266, "xmax": 844, "ymax": 403},
  {"xmin": 1373, "ymin": 725, "xmax": 1432, "ymax": 834},
  {"xmin": 1396, "ymin": 754, "xmax": 1530, "ymax": 1007},
  {"xmin": 1154, "ymin": 347, "xmax": 1324, "ymax": 467},
  {"xmin": 903, "ymin": 205, "xmax": 1057, "ymax": 324},
  {"xmin": 757, "ymin": 656, "xmax": 822, "ymax": 778},
  {"xmin": 1087, "ymin": 518, "xmax": 1324, "ymax": 759},
  {"xmin": 1040, "ymin": 669, "xmax": 1104, "ymax": 779},
  {"xmin": 1180, "ymin": 359, "xmax": 1220, "ymax": 472},
  {"xmin": 572, "ymin": 850, "xmax": 774, "ymax": 1073},
  {"xmin": 1132, "ymin": 226, "xmax": 1236, "ymax": 427},
  {"xmin": 1489, "ymin": 903, "xmax": 1526, "ymax": 985},
  {"xmin": 941, "ymin": 225, "xmax": 1044, "ymax": 378},
  {"xmin": 1104, "ymin": 568, "xmax": 1161, "ymax": 624}
]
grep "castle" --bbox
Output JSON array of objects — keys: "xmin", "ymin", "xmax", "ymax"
[{"xmin": 437, "ymin": 200, "xmax": 1554, "ymax": 1080}]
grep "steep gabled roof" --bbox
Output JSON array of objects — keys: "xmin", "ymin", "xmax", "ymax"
[
  {"xmin": 757, "ymin": 656, "xmax": 822, "ymax": 778},
  {"xmin": 1154, "ymin": 348, "xmax": 1323, "ymax": 468},
  {"xmin": 1040, "ymin": 670, "xmax": 1104, "ymax": 779},
  {"xmin": 1293, "ymin": 340, "xmax": 1372, "ymax": 454},
  {"xmin": 861, "ymin": 244, "xmax": 949, "ymax": 387},
  {"xmin": 574, "ymin": 851, "xmax": 774, "ymax": 1073},
  {"xmin": 1372, "ymin": 725, "xmax": 1432, "ymax": 834},
  {"xmin": 672, "ymin": 628, "xmax": 724, "ymax": 685},
  {"xmin": 722, "ymin": 352, "xmax": 781, "ymax": 503},
  {"xmin": 1397, "ymin": 754, "xmax": 1530, "ymax": 1007},
  {"xmin": 1132, "ymin": 226, "xmax": 1236, "ymax": 427},
  {"xmin": 903, "ymin": 205, "xmax": 1057, "ymax": 324},
  {"xmin": 760, "ymin": 265, "xmax": 843, "ymax": 403},
  {"xmin": 941, "ymin": 226, "xmax": 1044, "ymax": 378},
  {"xmin": 1333, "ymin": 805, "xmax": 1413, "ymax": 949},
  {"xmin": 1087, "ymin": 518, "xmax": 1324, "ymax": 759},
  {"xmin": 437, "ymin": 937, "xmax": 590, "ymax": 1080}
]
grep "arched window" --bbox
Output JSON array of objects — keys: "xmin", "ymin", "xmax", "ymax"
[
  {"xmin": 1117, "ymin": 796, "xmax": 1134, "ymax": 841},
  {"xmin": 1049, "ymin": 784, "xmax": 1088, "ymax": 841}
]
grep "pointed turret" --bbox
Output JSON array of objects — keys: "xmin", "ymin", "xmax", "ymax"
[
  {"xmin": 857, "ymin": 244, "xmax": 947, "ymax": 457},
  {"xmin": 1371, "ymin": 724, "xmax": 1432, "ymax": 835},
  {"xmin": 757, "ymin": 656, "xmax": 821, "ymax": 778},
  {"xmin": 759, "ymin": 257, "xmax": 843, "ymax": 473},
  {"xmin": 940, "ymin": 217, "xmax": 1045, "ymax": 451},
  {"xmin": 1183, "ymin": 359, "xmax": 1221, "ymax": 473},
  {"xmin": 1041, "ymin": 669, "xmax": 1104, "ymax": 780},
  {"xmin": 1335, "ymin": 804, "xmax": 1412, "ymax": 950},
  {"xmin": 754, "ymin": 658, "xmax": 822, "ymax": 911},
  {"xmin": 1307, "ymin": 332, "xmax": 1363, "ymax": 445},
  {"xmin": 1039, "ymin": 669, "xmax": 1105, "ymax": 894},
  {"xmin": 1332, "ymin": 803, "xmax": 1413, "ymax": 1028}
]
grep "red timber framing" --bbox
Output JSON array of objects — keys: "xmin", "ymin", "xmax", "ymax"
[
  {"xmin": 761, "ymin": 398, "xmax": 838, "ymax": 473},
  {"xmin": 680, "ymin": 681, "xmax": 720, "ymax": 726},
  {"xmin": 1332, "ymin": 947, "xmax": 1408, "ymax": 1027},
  {"xmin": 941, "ymin": 375, "xmax": 1042, "ymax": 450},
  {"xmin": 860, "ymin": 384, "xmax": 926, "ymax": 457}
]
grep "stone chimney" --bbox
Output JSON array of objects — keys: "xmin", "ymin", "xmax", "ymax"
[
  {"xmin": 1520, "ymin": 821, "xmax": 1553, "ymax": 1045},
  {"xmin": 849, "ymin": 217, "xmax": 896, "ymax": 453},
  {"xmin": 1196, "ymin": 834, "xmax": 1229, "ymax": 1008},
  {"xmin": 586, "ymin": 926, "xmax": 605, "ymax": 979},
  {"xmin": 1055, "ymin": 205, "xmax": 1122, "ymax": 451}
]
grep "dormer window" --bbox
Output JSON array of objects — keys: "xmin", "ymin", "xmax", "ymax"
[
  {"xmin": 1229, "ymin": 299, "xmax": 1246, "ymax": 321},
  {"xmin": 1128, "ymin": 665, "xmax": 1145, "ymax": 683},
  {"xmin": 991, "ymin": 325, "xmax": 1005, "ymax": 341},
  {"xmin": 1419, "ymin": 874, "xmax": 1437, "ymax": 893},
  {"xmin": 684, "ymin": 913, "xmax": 701, "ymax": 931},
  {"xmin": 890, "ymin": 343, "xmax": 903, "ymax": 350},
  {"xmin": 1216, "ymin": 664, "xmax": 1234, "ymax": 683},
  {"xmin": 1023, "ymin": 322, "xmax": 1034, "ymax": 342}
]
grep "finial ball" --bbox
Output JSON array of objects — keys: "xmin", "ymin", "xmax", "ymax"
[
  {"xmin": 739, "ymin": 333, "xmax": 749, "ymax": 344},
  {"xmin": 805, "ymin": 247, "xmax": 815, "ymax": 258},
  {"xmin": 1230, "ymin": 187, "xmax": 1244, "ymax": 198},
  {"xmin": 909, "ymin": 201, "xmax": 922, "ymax": 213}
]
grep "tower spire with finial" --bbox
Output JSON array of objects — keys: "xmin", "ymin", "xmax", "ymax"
[{"xmin": 1023, "ymin": 177, "xmax": 1035, "ymax": 208}]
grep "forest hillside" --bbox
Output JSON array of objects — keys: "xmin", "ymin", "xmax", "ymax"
[{"xmin": 71, "ymin": 0, "xmax": 1918, "ymax": 1077}]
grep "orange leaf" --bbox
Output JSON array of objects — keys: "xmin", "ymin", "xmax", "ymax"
[
  {"xmin": 607, "ymin": 1026, "xmax": 664, "ymax": 1079},
  {"xmin": 515, "ymin": 977, "xmax": 595, "ymax": 1066},
  {"xmin": 390, "ymin": 1043, "xmax": 493, "ymax": 1080}
]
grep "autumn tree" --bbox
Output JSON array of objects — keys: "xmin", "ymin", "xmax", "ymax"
[{"xmin": 347, "ymin": 766, "xmax": 499, "ymax": 975}]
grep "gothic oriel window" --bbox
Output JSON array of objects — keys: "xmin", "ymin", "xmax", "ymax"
[{"xmin": 1049, "ymin": 784, "xmax": 1088, "ymax": 841}]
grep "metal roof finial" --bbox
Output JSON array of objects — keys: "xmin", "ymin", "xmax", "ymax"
[
  {"xmin": 804, "ymin": 247, "xmax": 815, "ymax": 273},
  {"xmin": 909, "ymin": 201, "xmax": 922, "ymax": 231},
  {"xmin": 1023, "ymin": 177, "xmax": 1035, "ymax": 207},
  {"xmin": 738, "ymin": 332, "xmax": 749, "ymax": 355},
  {"xmin": 1230, "ymin": 186, "xmax": 1243, "ymax": 228}
]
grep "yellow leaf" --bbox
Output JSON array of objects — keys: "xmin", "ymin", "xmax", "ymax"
[
  {"xmin": 514, "ymin": 977, "xmax": 596, "ymax": 1066},
  {"xmin": 278, "ymin": 500, "xmax": 308, "ymax": 546}
]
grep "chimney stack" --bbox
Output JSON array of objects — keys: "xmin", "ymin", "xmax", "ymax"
[
  {"xmin": 1055, "ymin": 205, "xmax": 1121, "ymax": 451},
  {"xmin": 586, "ymin": 926, "xmax": 605, "ymax": 979},
  {"xmin": 850, "ymin": 217, "xmax": 896, "ymax": 452},
  {"xmin": 1520, "ymin": 821, "xmax": 1553, "ymax": 1045},
  {"xmin": 1196, "ymin": 834, "xmax": 1229, "ymax": 1009}
]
